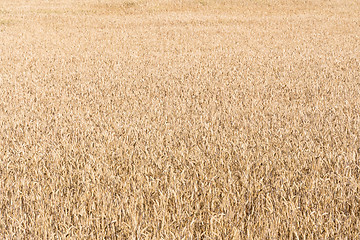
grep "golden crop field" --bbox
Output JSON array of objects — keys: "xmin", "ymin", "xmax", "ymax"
[{"xmin": 1, "ymin": 0, "xmax": 360, "ymax": 238}]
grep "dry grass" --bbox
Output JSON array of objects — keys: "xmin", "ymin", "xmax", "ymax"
[{"xmin": 1, "ymin": 0, "xmax": 360, "ymax": 239}]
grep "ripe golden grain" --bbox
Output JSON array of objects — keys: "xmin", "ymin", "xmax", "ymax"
[{"xmin": 1, "ymin": 0, "xmax": 360, "ymax": 239}]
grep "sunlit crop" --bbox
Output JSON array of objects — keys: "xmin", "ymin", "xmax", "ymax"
[{"xmin": 1, "ymin": 0, "xmax": 360, "ymax": 238}]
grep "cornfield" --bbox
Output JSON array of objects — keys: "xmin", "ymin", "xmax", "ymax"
[{"xmin": 1, "ymin": 0, "xmax": 360, "ymax": 238}]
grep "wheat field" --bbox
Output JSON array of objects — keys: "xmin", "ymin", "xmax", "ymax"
[{"xmin": 1, "ymin": 0, "xmax": 360, "ymax": 239}]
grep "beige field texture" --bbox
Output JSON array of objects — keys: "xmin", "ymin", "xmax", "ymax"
[{"xmin": 1, "ymin": 0, "xmax": 360, "ymax": 239}]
